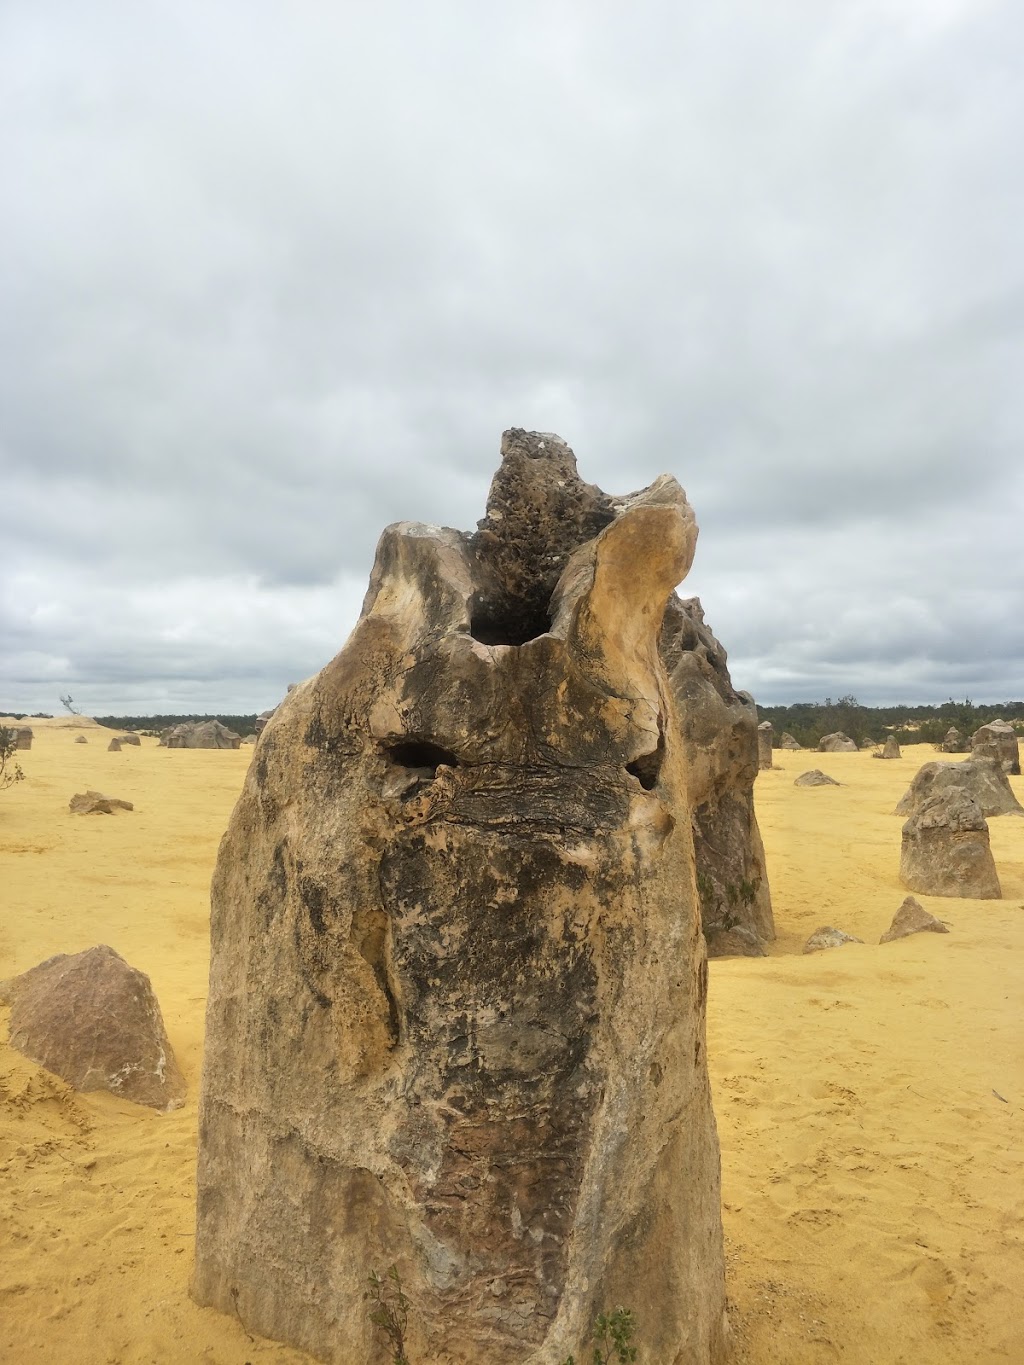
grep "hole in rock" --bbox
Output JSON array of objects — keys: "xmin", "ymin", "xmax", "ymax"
[
  {"xmin": 626, "ymin": 736, "xmax": 665, "ymax": 790},
  {"xmin": 385, "ymin": 740, "xmax": 459, "ymax": 775},
  {"xmin": 469, "ymin": 599, "xmax": 551, "ymax": 647}
]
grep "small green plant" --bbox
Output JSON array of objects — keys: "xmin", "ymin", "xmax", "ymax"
[
  {"xmin": 0, "ymin": 727, "xmax": 25, "ymax": 793},
  {"xmin": 561, "ymin": 1304, "xmax": 638, "ymax": 1364},
  {"xmin": 367, "ymin": 1265, "xmax": 411, "ymax": 1365}
]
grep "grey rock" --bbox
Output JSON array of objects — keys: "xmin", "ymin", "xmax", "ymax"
[
  {"xmin": 757, "ymin": 720, "xmax": 773, "ymax": 770},
  {"xmin": 780, "ymin": 732, "xmax": 803, "ymax": 750},
  {"xmin": 803, "ymin": 926, "xmax": 863, "ymax": 953},
  {"xmin": 69, "ymin": 790, "xmax": 134, "ymax": 815},
  {"xmin": 970, "ymin": 719, "xmax": 1020, "ymax": 775},
  {"xmin": 894, "ymin": 756, "xmax": 1023, "ymax": 819},
  {"xmin": 818, "ymin": 732, "xmax": 857, "ymax": 753},
  {"xmin": 900, "ymin": 791, "xmax": 1001, "ymax": 899},
  {"xmin": 794, "ymin": 769, "xmax": 840, "ymax": 787},
  {"xmin": 879, "ymin": 895, "xmax": 950, "ymax": 943}
]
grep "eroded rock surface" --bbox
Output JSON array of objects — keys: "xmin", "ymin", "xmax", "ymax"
[
  {"xmin": 804, "ymin": 926, "xmax": 863, "ymax": 953},
  {"xmin": 661, "ymin": 599, "xmax": 774, "ymax": 958},
  {"xmin": 194, "ymin": 430, "xmax": 730, "ymax": 1365},
  {"xmin": 757, "ymin": 721, "xmax": 773, "ymax": 770},
  {"xmin": 900, "ymin": 791, "xmax": 1001, "ymax": 899},
  {"xmin": 108, "ymin": 738, "xmax": 122, "ymax": 751},
  {"xmin": 795, "ymin": 769, "xmax": 840, "ymax": 787},
  {"xmin": 162, "ymin": 719, "xmax": 242, "ymax": 750},
  {"xmin": 0, "ymin": 945, "xmax": 185, "ymax": 1110},
  {"xmin": 971, "ymin": 719, "xmax": 1020, "ymax": 775},
  {"xmin": 942, "ymin": 727, "xmax": 964, "ymax": 753},
  {"xmin": 74, "ymin": 735, "xmax": 88, "ymax": 744},
  {"xmin": 894, "ymin": 757, "xmax": 1023, "ymax": 819},
  {"xmin": 780, "ymin": 731, "xmax": 802, "ymax": 750},
  {"xmin": 69, "ymin": 790, "xmax": 134, "ymax": 815},
  {"xmin": 818, "ymin": 732, "xmax": 857, "ymax": 753},
  {"xmin": 878, "ymin": 735, "xmax": 901, "ymax": 759},
  {"xmin": 879, "ymin": 896, "xmax": 950, "ymax": 943}
]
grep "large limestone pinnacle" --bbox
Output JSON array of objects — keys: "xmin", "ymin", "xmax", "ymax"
[{"xmin": 193, "ymin": 430, "xmax": 731, "ymax": 1364}]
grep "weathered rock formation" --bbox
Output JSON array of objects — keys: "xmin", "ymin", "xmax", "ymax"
[
  {"xmin": 0, "ymin": 945, "xmax": 185, "ymax": 1111},
  {"xmin": 757, "ymin": 720, "xmax": 773, "ymax": 770},
  {"xmin": 894, "ymin": 756, "xmax": 1023, "ymax": 820},
  {"xmin": 900, "ymin": 791, "xmax": 1001, "ymax": 899},
  {"xmin": 162, "ymin": 720, "xmax": 242, "ymax": 750},
  {"xmin": 74, "ymin": 735, "xmax": 88, "ymax": 744},
  {"xmin": 803, "ymin": 926, "xmax": 863, "ymax": 953},
  {"xmin": 108, "ymin": 738, "xmax": 122, "ymax": 751},
  {"xmin": 942, "ymin": 727, "xmax": 964, "ymax": 753},
  {"xmin": 69, "ymin": 790, "xmax": 134, "ymax": 815},
  {"xmin": 794, "ymin": 769, "xmax": 840, "ymax": 787},
  {"xmin": 194, "ymin": 430, "xmax": 730, "ymax": 1365},
  {"xmin": 878, "ymin": 735, "xmax": 901, "ymax": 759},
  {"xmin": 779, "ymin": 731, "xmax": 802, "ymax": 750},
  {"xmin": 117, "ymin": 733, "xmax": 141, "ymax": 746},
  {"xmin": 818, "ymin": 732, "xmax": 857, "ymax": 753},
  {"xmin": 860, "ymin": 737, "xmax": 878, "ymax": 750},
  {"xmin": 661, "ymin": 599, "xmax": 774, "ymax": 958},
  {"xmin": 879, "ymin": 896, "xmax": 950, "ymax": 943},
  {"xmin": 970, "ymin": 719, "xmax": 1020, "ymax": 775},
  {"xmin": 12, "ymin": 726, "xmax": 32, "ymax": 750}
]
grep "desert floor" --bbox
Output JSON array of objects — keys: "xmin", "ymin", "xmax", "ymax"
[{"xmin": 1, "ymin": 719, "xmax": 1022, "ymax": 1364}]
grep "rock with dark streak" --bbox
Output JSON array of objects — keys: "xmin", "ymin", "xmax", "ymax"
[{"xmin": 193, "ymin": 430, "xmax": 730, "ymax": 1365}]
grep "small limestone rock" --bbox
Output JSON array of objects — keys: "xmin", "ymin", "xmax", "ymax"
[
  {"xmin": 818, "ymin": 732, "xmax": 858, "ymax": 753},
  {"xmin": 942, "ymin": 727, "xmax": 964, "ymax": 753},
  {"xmin": 900, "ymin": 791, "xmax": 1001, "ymax": 899},
  {"xmin": 117, "ymin": 733, "xmax": 141, "ymax": 746},
  {"xmin": 894, "ymin": 756, "xmax": 1022, "ymax": 819},
  {"xmin": 860, "ymin": 737, "xmax": 879, "ymax": 750},
  {"xmin": 74, "ymin": 735, "xmax": 88, "ymax": 744},
  {"xmin": 970, "ymin": 719, "xmax": 1020, "ymax": 775},
  {"xmin": 879, "ymin": 895, "xmax": 950, "ymax": 943},
  {"xmin": 881, "ymin": 735, "xmax": 901, "ymax": 759},
  {"xmin": 804, "ymin": 926, "xmax": 864, "ymax": 953},
  {"xmin": 795, "ymin": 769, "xmax": 840, "ymax": 787},
  {"xmin": 1, "ymin": 945, "xmax": 186, "ymax": 1111},
  {"xmin": 780, "ymin": 731, "xmax": 802, "ymax": 750},
  {"xmin": 69, "ymin": 790, "xmax": 134, "ymax": 815},
  {"xmin": 757, "ymin": 720, "xmax": 773, "ymax": 770},
  {"xmin": 108, "ymin": 738, "xmax": 122, "ymax": 752}
]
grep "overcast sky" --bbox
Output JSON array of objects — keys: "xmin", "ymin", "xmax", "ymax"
[{"xmin": 2, "ymin": 1, "xmax": 1022, "ymax": 717}]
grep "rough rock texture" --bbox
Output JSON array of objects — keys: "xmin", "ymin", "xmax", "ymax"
[
  {"xmin": 117, "ymin": 733, "xmax": 141, "ymax": 746},
  {"xmin": 942, "ymin": 727, "xmax": 964, "ymax": 753},
  {"xmin": 74, "ymin": 735, "xmax": 88, "ymax": 744},
  {"xmin": 971, "ymin": 719, "xmax": 1021, "ymax": 775},
  {"xmin": 879, "ymin": 735, "xmax": 901, "ymax": 759},
  {"xmin": 779, "ymin": 731, "xmax": 802, "ymax": 750},
  {"xmin": 193, "ymin": 431, "xmax": 730, "ymax": 1365},
  {"xmin": 163, "ymin": 719, "xmax": 242, "ymax": 750},
  {"xmin": 879, "ymin": 896, "xmax": 950, "ymax": 944},
  {"xmin": 794, "ymin": 769, "xmax": 840, "ymax": 787},
  {"xmin": 108, "ymin": 738, "xmax": 122, "ymax": 752},
  {"xmin": 660, "ymin": 599, "xmax": 774, "ymax": 959},
  {"xmin": 803, "ymin": 926, "xmax": 863, "ymax": 953},
  {"xmin": 69, "ymin": 790, "xmax": 134, "ymax": 815},
  {"xmin": 0, "ymin": 945, "xmax": 185, "ymax": 1111},
  {"xmin": 818, "ymin": 732, "xmax": 857, "ymax": 753},
  {"xmin": 894, "ymin": 756, "xmax": 1023, "ymax": 819},
  {"xmin": 757, "ymin": 721, "xmax": 773, "ymax": 770},
  {"xmin": 900, "ymin": 792, "xmax": 1001, "ymax": 899},
  {"xmin": 12, "ymin": 726, "xmax": 33, "ymax": 750},
  {"xmin": 860, "ymin": 737, "xmax": 878, "ymax": 750},
  {"xmin": 253, "ymin": 709, "xmax": 275, "ymax": 737}
]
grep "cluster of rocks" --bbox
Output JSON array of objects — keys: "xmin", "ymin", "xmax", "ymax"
[
  {"xmin": 69, "ymin": 790, "xmax": 134, "ymax": 815},
  {"xmin": 159, "ymin": 719, "xmax": 242, "ymax": 750},
  {"xmin": 192, "ymin": 429, "xmax": 732, "ymax": 1365},
  {"xmin": 804, "ymin": 896, "xmax": 949, "ymax": 952}
]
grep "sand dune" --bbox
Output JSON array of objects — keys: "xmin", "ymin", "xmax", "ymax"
[{"xmin": 1, "ymin": 729, "xmax": 1022, "ymax": 1363}]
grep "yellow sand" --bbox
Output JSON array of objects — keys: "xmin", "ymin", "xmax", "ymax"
[{"xmin": 1, "ymin": 724, "xmax": 1022, "ymax": 1363}]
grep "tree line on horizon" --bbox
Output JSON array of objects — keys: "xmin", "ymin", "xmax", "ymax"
[{"xmin": 757, "ymin": 696, "xmax": 1024, "ymax": 750}]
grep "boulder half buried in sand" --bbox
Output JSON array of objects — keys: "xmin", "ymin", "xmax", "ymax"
[
  {"xmin": 900, "ymin": 791, "xmax": 1001, "ymax": 899},
  {"xmin": 74, "ymin": 735, "xmax": 88, "ymax": 744},
  {"xmin": 804, "ymin": 926, "xmax": 863, "ymax": 953},
  {"xmin": 818, "ymin": 731, "xmax": 858, "ymax": 753},
  {"xmin": 894, "ymin": 756, "xmax": 1023, "ymax": 819},
  {"xmin": 795, "ymin": 769, "xmax": 840, "ymax": 787},
  {"xmin": 880, "ymin": 896, "xmax": 950, "ymax": 943},
  {"xmin": 662, "ymin": 597, "xmax": 774, "ymax": 958},
  {"xmin": 779, "ymin": 731, "xmax": 802, "ymax": 750},
  {"xmin": 69, "ymin": 790, "xmax": 134, "ymax": 815},
  {"xmin": 0, "ymin": 945, "xmax": 185, "ymax": 1111},
  {"xmin": 970, "ymin": 719, "xmax": 1020, "ymax": 775},
  {"xmin": 163, "ymin": 719, "xmax": 242, "ymax": 749},
  {"xmin": 107, "ymin": 738, "xmax": 122, "ymax": 751},
  {"xmin": 193, "ymin": 429, "xmax": 730, "ymax": 1365}
]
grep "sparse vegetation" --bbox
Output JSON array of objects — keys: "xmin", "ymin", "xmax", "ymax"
[
  {"xmin": 367, "ymin": 1266, "xmax": 411, "ymax": 1365},
  {"xmin": 560, "ymin": 1305, "xmax": 639, "ymax": 1364},
  {"xmin": 0, "ymin": 726, "xmax": 25, "ymax": 792},
  {"xmin": 758, "ymin": 697, "xmax": 1024, "ymax": 750}
]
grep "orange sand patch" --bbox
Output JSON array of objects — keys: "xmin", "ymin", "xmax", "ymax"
[{"xmin": 1, "ymin": 732, "xmax": 1022, "ymax": 1363}]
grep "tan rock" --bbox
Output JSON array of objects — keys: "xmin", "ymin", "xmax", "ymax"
[
  {"xmin": 108, "ymin": 738, "xmax": 122, "ymax": 751},
  {"xmin": 69, "ymin": 790, "xmax": 134, "ymax": 815},
  {"xmin": 757, "ymin": 720, "xmax": 773, "ymax": 769},
  {"xmin": 193, "ymin": 429, "xmax": 730, "ymax": 1365},
  {"xmin": 941, "ymin": 726, "xmax": 964, "ymax": 753},
  {"xmin": 900, "ymin": 791, "xmax": 1001, "ymax": 899},
  {"xmin": 879, "ymin": 896, "xmax": 950, "ymax": 943},
  {"xmin": 794, "ymin": 769, "xmax": 840, "ymax": 787},
  {"xmin": 803, "ymin": 926, "xmax": 863, "ymax": 953},
  {"xmin": 117, "ymin": 733, "xmax": 141, "ymax": 746},
  {"xmin": 970, "ymin": 719, "xmax": 1020, "ymax": 775},
  {"xmin": 894, "ymin": 756, "xmax": 1023, "ymax": 819},
  {"xmin": 164, "ymin": 720, "xmax": 242, "ymax": 750},
  {"xmin": 818, "ymin": 732, "xmax": 857, "ymax": 753},
  {"xmin": 74, "ymin": 735, "xmax": 88, "ymax": 744},
  {"xmin": 13, "ymin": 726, "xmax": 32, "ymax": 750},
  {"xmin": 0, "ymin": 945, "xmax": 185, "ymax": 1111},
  {"xmin": 662, "ymin": 598, "xmax": 774, "ymax": 956},
  {"xmin": 779, "ymin": 731, "xmax": 802, "ymax": 750},
  {"xmin": 879, "ymin": 735, "xmax": 901, "ymax": 759}
]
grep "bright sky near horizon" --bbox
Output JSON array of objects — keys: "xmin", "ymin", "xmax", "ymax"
[{"xmin": 2, "ymin": 1, "xmax": 1022, "ymax": 715}]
